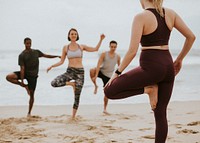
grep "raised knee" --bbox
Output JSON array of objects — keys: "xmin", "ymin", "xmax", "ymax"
[
  {"xmin": 51, "ymin": 80, "xmax": 57, "ymax": 87},
  {"xmin": 104, "ymin": 86, "xmax": 112, "ymax": 98},
  {"xmin": 6, "ymin": 75, "xmax": 9, "ymax": 81},
  {"xmin": 6, "ymin": 75, "xmax": 11, "ymax": 81},
  {"xmin": 105, "ymin": 94, "xmax": 115, "ymax": 100}
]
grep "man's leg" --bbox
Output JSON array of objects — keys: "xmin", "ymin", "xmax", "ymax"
[
  {"xmin": 6, "ymin": 72, "xmax": 30, "ymax": 95},
  {"xmin": 27, "ymin": 77, "xmax": 37, "ymax": 117},
  {"xmin": 90, "ymin": 68, "xmax": 98, "ymax": 94},
  {"xmin": 27, "ymin": 89, "xmax": 35, "ymax": 117},
  {"xmin": 101, "ymin": 74, "xmax": 111, "ymax": 114},
  {"xmin": 103, "ymin": 96, "xmax": 109, "ymax": 115}
]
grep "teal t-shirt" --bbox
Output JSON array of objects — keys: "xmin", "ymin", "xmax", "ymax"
[{"xmin": 18, "ymin": 49, "xmax": 44, "ymax": 77}]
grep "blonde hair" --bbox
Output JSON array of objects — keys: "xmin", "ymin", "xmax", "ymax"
[{"xmin": 150, "ymin": 0, "xmax": 164, "ymax": 17}]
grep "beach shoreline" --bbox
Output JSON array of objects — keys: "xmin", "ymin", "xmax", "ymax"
[{"xmin": 0, "ymin": 101, "xmax": 199, "ymax": 143}]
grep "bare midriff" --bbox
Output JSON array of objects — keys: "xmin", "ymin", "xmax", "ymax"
[
  {"xmin": 68, "ymin": 57, "xmax": 83, "ymax": 68},
  {"xmin": 141, "ymin": 45, "xmax": 169, "ymax": 50}
]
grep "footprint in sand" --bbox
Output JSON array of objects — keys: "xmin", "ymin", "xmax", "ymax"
[
  {"xmin": 86, "ymin": 125, "xmax": 97, "ymax": 130},
  {"xmin": 139, "ymin": 127, "xmax": 153, "ymax": 131},
  {"xmin": 64, "ymin": 135, "xmax": 95, "ymax": 143},
  {"xmin": 103, "ymin": 119, "xmax": 116, "ymax": 124},
  {"xmin": 142, "ymin": 135, "xmax": 172, "ymax": 140},
  {"xmin": 115, "ymin": 114, "xmax": 137, "ymax": 120},
  {"xmin": 186, "ymin": 112, "xmax": 195, "ymax": 115},
  {"xmin": 0, "ymin": 140, "xmax": 12, "ymax": 143},
  {"xmin": 177, "ymin": 129, "xmax": 199, "ymax": 134},
  {"xmin": 187, "ymin": 121, "xmax": 200, "ymax": 126},
  {"xmin": 170, "ymin": 123, "xmax": 183, "ymax": 129},
  {"xmin": 142, "ymin": 135, "xmax": 155, "ymax": 139},
  {"xmin": 101, "ymin": 125, "xmax": 127, "ymax": 133}
]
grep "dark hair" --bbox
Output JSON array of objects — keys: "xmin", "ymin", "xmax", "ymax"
[
  {"xmin": 110, "ymin": 40, "xmax": 117, "ymax": 45},
  {"xmin": 68, "ymin": 28, "xmax": 79, "ymax": 41},
  {"xmin": 24, "ymin": 37, "xmax": 31, "ymax": 43}
]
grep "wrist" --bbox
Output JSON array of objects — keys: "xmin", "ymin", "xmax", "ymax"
[{"xmin": 115, "ymin": 69, "xmax": 122, "ymax": 75}]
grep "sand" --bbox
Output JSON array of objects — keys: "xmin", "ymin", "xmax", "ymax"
[{"xmin": 0, "ymin": 101, "xmax": 200, "ymax": 143}]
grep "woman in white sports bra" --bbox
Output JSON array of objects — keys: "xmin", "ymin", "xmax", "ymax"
[{"xmin": 47, "ymin": 28, "xmax": 105, "ymax": 120}]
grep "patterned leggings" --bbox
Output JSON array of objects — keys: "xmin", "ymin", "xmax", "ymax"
[{"xmin": 51, "ymin": 67, "xmax": 84, "ymax": 109}]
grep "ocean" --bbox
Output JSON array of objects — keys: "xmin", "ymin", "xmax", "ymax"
[{"xmin": 0, "ymin": 0, "xmax": 199, "ymax": 106}]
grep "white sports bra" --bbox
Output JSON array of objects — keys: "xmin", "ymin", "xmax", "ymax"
[{"xmin": 66, "ymin": 44, "xmax": 83, "ymax": 59}]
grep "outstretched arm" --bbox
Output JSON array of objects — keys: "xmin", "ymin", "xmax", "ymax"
[
  {"xmin": 42, "ymin": 54, "xmax": 61, "ymax": 59},
  {"xmin": 47, "ymin": 46, "xmax": 67, "ymax": 72},
  {"xmin": 173, "ymin": 11, "xmax": 196, "ymax": 75},
  {"xmin": 82, "ymin": 34, "xmax": 105, "ymax": 52}
]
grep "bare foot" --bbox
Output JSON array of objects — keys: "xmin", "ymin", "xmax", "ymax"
[
  {"xmin": 66, "ymin": 81, "xmax": 75, "ymax": 92},
  {"xmin": 103, "ymin": 110, "xmax": 110, "ymax": 115},
  {"xmin": 94, "ymin": 85, "xmax": 98, "ymax": 94},
  {"xmin": 27, "ymin": 113, "xmax": 31, "ymax": 118},
  {"xmin": 145, "ymin": 85, "xmax": 158, "ymax": 111},
  {"xmin": 67, "ymin": 117, "xmax": 78, "ymax": 123}
]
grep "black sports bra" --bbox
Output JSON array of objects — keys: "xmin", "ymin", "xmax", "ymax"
[{"xmin": 140, "ymin": 8, "xmax": 171, "ymax": 47}]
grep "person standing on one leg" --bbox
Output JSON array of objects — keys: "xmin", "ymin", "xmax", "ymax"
[
  {"xmin": 47, "ymin": 28, "xmax": 105, "ymax": 120},
  {"xmin": 6, "ymin": 37, "xmax": 60, "ymax": 117},
  {"xmin": 90, "ymin": 40, "xmax": 120, "ymax": 114},
  {"xmin": 104, "ymin": 0, "xmax": 195, "ymax": 142}
]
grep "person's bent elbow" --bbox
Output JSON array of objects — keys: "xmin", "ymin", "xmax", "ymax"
[
  {"xmin": 187, "ymin": 32, "xmax": 196, "ymax": 43},
  {"xmin": 191, "ymin": 33, "xmax": 196, "ymax": 42}
]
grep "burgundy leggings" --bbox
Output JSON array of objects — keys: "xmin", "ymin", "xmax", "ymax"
[{"xmin": 104, "ymin": 49, "xmax": 175, "ymax": 143}]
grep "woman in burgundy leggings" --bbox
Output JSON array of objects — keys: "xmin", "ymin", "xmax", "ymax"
[{"xmin": 104, "ymin": 0, "xmax": 195, "ymax": 142}]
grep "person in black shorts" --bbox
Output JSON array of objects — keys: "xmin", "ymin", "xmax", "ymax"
[
  {"xmin": 90, "ymin": 40, "xmax": 120, "ymax": 114},
  {"xmin": 6, "ymin": 37, "xmax": 60, "ymax": 117}
]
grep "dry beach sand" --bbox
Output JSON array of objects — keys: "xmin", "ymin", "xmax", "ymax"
[{"xmin": 0, "ymin": 101, "xmax": 199, "ymax": 143}]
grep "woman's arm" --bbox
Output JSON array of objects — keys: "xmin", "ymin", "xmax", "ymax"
[
  {"xmin": 105, "ymin": 14, "xmax": 144, "ymax": 87},
  {"xmin": 117, "ymin": 14, "xmax": 144, "ymax": 73},
  {"xmin": 173, "ymin": 11, "xmax": 196, "ymax": 75},
  {"xmin": 47, "ymin": 46, "xmax": 67, "ymax": 72},
  {"xmin": 82, "ymin": 34, "xmax": 105, "ymax": 52}
]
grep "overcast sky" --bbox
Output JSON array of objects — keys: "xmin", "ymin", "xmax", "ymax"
[{"xmin": 0, "ymin": 0, "xmax": 199, "ymax": 51}]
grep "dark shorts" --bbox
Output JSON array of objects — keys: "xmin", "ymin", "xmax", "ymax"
[
  {"xmin": 98, "ymin": 71, "xmax": 110, "ymax": 87},
  {"xmin": 14, "ymin": 71, "xmax": 38, "ymax": 91}
]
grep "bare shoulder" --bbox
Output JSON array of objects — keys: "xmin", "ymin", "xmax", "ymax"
[
  {"xmin": 116, "ymin": 53, "xmax": 121, "ymax": 58},
  {"xmin": 134, "ymin": 11, "xmax": 153, "ymax": 24},
  {"xmin": 63, "ymin": 45, "xmax": 68, "ymax": 51},
  {"xmin": 164, "ymin": 7, "xmax": 177, "ymax": 17},
  {"xmin": 134, "ymin": 12, "xmax": 146, "ymax": 21},
  {"xmin": 79, "ymin": 44, "xmax": 85, "ymax": 50},
  {"xmin": 164, "ymin": 7, "xmax": 176, "ymax": 14},
  {"xmin": 101, "ymin": 51, "xmax": 106, "ymax": 57}
]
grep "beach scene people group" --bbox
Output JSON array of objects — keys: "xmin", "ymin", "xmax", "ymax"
[{"xmin": 4, "ymin": 0, "xmax": 196, "ymax": 142}]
